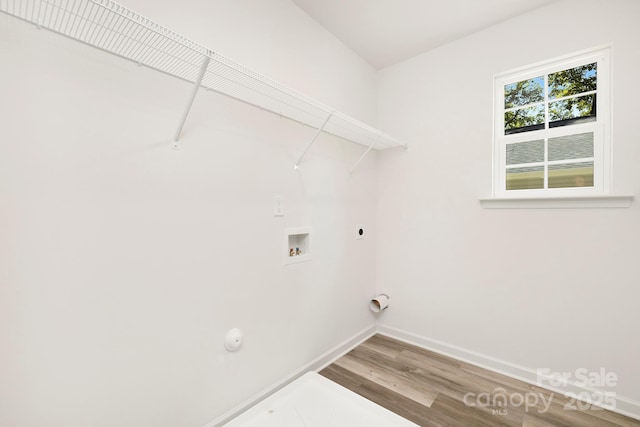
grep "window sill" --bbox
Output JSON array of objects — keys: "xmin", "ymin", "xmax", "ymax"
[{"xmin": 479, "ymin": 195, "xmax": 634, "ymax": 209}]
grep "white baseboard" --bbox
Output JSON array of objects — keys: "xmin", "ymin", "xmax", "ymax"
[
  {"xmin": 377, "ymin": 324, "xmax": 640, "ymax": 421},
  {"xmin": 204, "ymin": 324, "xmax": 376, "ymax": 427}
]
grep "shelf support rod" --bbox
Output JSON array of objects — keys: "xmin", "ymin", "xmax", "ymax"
[
  {"xmin": 348, "ymin": 134, "xmax": 381, "ymax": 174},
  {"xmin": 294, "ymin": 111, "xmax": 334, "ymax": 170},
  {"xmin": 173, "ymin": 55, "xmax": 211, "ymax": 149}
]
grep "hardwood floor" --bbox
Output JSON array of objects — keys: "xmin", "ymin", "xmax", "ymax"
[{"xmin": 319, "ymin": 334, "xmax": 640, "ymax": 427}]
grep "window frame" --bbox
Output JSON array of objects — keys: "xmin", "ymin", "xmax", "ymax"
[{"xmin": 492, "ymin": 46, "xmax": 611, "ymax": 199}]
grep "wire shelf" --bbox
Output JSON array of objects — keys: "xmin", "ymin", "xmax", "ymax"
[{"xmin": 0, "ymin": 0, "xmax": 403, "ymax": 150}]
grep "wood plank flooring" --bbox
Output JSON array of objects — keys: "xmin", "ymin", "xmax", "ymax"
[{"xmin": 319, "ymin": 334, "xmax": 640, "ymax": 427}]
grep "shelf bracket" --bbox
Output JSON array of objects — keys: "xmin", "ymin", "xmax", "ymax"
[
  {"xmin": 348, "ymin": 134, "xmax": 381, "ymax": 174},
  {"xmin": 294, "ymin": 111, "xmax": 334, "ymax": 170},
  {"xmin": 173, "ymin": 55, "xmax": 211, "ymax": 149}
]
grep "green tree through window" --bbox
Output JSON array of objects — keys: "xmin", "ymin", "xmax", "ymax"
[{"xmin": 493, "ymin": 47, "xmax": 610, "ymax": 197}]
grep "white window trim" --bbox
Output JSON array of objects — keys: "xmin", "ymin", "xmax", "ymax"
[
  {"xmin": 484, "ymin": 45, "xmax": 632, "ymax": 208},
  {"xmin": 480, "ymin": 195, "xmax": 633, "ymax": 209}
]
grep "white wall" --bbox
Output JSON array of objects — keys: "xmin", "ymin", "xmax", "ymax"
[
  {"xmin": 376, "ymin": 0, "xmax": 640, "ymax": 410},
  {"xmin": 0, "ymin": 1, "xmax": 379, "ymax": 425}
]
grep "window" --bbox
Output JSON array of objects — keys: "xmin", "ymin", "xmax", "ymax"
[{"xmin": 493, "ymin": 47, "xmax": 610, "ymax": 198}]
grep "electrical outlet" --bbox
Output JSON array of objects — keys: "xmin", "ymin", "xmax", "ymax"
[
  {"xmin": 273, "ymin": 196, "xmax": 284, "ymax": 217},
  {"xmin": 356, "ymin": 224, "xmax": 365, "ymax": 239}
]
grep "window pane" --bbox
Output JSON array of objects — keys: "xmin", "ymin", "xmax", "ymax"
[
  {"xmin": 506, "ymin": 166, "xmax": 544, "ymax": 190},
  {"xmin": 548, "ymin": 162, "xmax": 594, "ymax": 188},
  {"xmin": 506, "ymin": 139, "xmax": 544, "ymax": 165},
  {"xmin": 548, "ymin": 132, "xmax": 594, "ymax": 161},
  {"xmin": 548, "ymin": 63, "xmax": 597, "ymax": 99},
  {"xmin": 549, "ymin": 94, "xmax": 596, "ymax": 127},
  {"xmin": 504, "ymin": 76, "xmax": 544, "ymax": 108},
  {"xmin": 505, "ymin": 105, "xmax": 545, "ymax": 134}
]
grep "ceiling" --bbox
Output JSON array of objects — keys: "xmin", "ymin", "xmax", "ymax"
[{"xmin": 291, "ymin": 0, "xmax": 559, "ymax": 69}]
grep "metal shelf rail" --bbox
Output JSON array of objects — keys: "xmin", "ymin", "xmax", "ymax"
[{"xmin": 0, "ymin": 0, "xmax": 405, "ymax": 171}]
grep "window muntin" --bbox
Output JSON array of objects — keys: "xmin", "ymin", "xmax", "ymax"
[
  {"xmin": 504, "ymin": 63, "xmax": 597, "ymax": 135},
  {"xmin": 494, "ymin": 48, "xmax": 609, "ymax": 197}
]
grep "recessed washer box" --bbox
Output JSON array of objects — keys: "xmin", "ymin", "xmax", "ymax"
[{"xmin": 284, "ymin": 227, "xmax": 312, "ymax": 265}]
